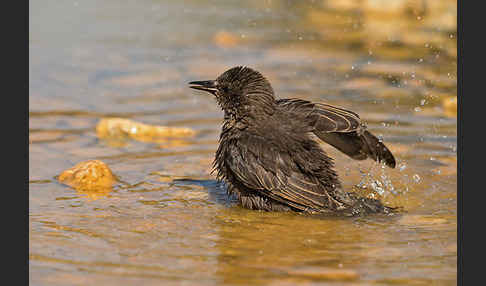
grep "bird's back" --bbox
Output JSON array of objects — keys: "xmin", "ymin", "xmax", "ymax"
[{"xmin": 215, "ymin": 111, "xmax": 350, "ymax": 212}]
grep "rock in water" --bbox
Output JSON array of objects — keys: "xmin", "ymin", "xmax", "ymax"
[
  {"xmin": 96, "ymin": 117, "xmax": 195, "ymax": 142},
  {"xmin": 58, "ymin": 160, "xmax": 116, "ymax": 192}
]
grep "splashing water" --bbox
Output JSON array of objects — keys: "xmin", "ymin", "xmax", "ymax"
[{"xmin": 355, "ymin": 162, "xmax": 407, "ymax": 198}]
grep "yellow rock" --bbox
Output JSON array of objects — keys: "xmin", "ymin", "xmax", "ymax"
[
  {"xmin": 96, "ymin": 118, "xmax": 196, "ymax": 143},
  {"xmin": 442, "ymin": 96, "xmax": 457, "ymax": 117},
  {"xmin": 58, "ymin": 160, "xmax": 116, "ymax": 192}
]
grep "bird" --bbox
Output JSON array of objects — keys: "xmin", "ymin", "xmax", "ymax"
[{"xmin": 189, "ymin": 66, "xmax": 397, "ymax": 216}]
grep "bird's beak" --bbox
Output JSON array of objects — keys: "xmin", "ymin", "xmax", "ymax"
[{"xmin": 188, "ymin": 80, "xmax": 218, "ymax": 96}]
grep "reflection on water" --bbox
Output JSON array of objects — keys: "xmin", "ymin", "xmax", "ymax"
[{"xmin": 30, "ymin": 0, "xmax": 456, "ymax": 285}]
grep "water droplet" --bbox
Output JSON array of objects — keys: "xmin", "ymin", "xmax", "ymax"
[
  {"xmin": 420, "ymin": 99, "xmax": 426, "ymax": 106},
  {"xmin": 399, "ymin": 163, "xmax": 407, "ymax": 172},
  {"xmin": 418, "ymin": 58, "xmax": 423, "ymax": 63},
  {"xmin": 414, "ymin": 107, "xmax": 421, "ymax": 112},
  {"xmin": 413, "ymin": 174, "xmax": 421, "ymax": 183},
  {"xmin": 371, "ymin": 180, "xmax": 385, "ymax": 195}
]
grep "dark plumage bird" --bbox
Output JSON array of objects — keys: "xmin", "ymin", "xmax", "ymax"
[{"xmin": 189, "ymin": 66, "xmax": 397, "ymax": 216}]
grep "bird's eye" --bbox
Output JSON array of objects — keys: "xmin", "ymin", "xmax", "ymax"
[{"xmin": 221, "ymin": 86, "xmax": 229, "ymax": 93}]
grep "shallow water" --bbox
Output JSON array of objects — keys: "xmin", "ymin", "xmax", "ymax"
[{"xmin": 30, "ymin": 0, "xmax": 457, "ymax": 285}]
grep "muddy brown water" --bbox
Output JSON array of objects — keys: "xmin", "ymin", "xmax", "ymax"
[{"xmin": 30, "ymin": 1, "xmax": 457, "ymax": 285}]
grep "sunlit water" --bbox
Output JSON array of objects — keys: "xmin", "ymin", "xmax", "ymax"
[{"xmin": 30, "ymin": 1, "xmax": 457, "ymax": 285}]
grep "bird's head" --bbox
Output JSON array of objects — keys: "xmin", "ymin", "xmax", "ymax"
[{"xmin": 189, "ymin": 66, "xmax": 276, "ymax": 118}]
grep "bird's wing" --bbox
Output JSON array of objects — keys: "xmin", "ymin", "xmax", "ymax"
[
  {"xmin": 225, "ymin": 134, "xmax": 337, "ymax": 211},
  {"xmin": 277, "ymin": 98, "xmax": 396, "ymax": 168},
  {"xmin": 277, "ymin": 98, "xmax": 361, "ymax": 132}
]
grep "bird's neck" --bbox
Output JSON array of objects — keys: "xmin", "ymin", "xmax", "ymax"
[
  {"xmin": 221, "ymin": 103, "xmax": 277, "ymax": 134},
  {"xmin": 221, "ymin": 110, "xmax": 248, "ymax": 134}
]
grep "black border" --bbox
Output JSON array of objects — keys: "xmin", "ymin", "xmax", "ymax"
[{"xmin": 16, "ymin": 0, "xmax": 28, "ymax": 285}]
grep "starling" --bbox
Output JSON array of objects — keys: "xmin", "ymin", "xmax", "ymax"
[{"xmin": 189, "ymin": 66, "xmax": 397, "ymax": 216}]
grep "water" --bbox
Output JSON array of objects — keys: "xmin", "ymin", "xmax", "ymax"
[{"xmin": 30, "ymin": 0, "xmax": 457, "ymax": 285}]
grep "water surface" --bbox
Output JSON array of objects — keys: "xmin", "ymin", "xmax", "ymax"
[{"xmin": 30, "ymin": 1, "xmax": 457, "ymax": 285}]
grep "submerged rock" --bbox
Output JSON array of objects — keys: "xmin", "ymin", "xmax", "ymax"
[
  {"xmin": 58, "ymin": 160, "xmax": 116, "ymax": 192},
  {"xmin": 96, "ymin": 118, "xmax": 196, "ymax": 143}
]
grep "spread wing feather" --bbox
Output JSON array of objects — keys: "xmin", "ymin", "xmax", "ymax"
[
  {"xmin": 278, "ymin": 98, "xmax": 361, "ymax": 132},
  {"xmin": 277, "ymin": 98, "xmax": 396, "ymax": 168}
]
